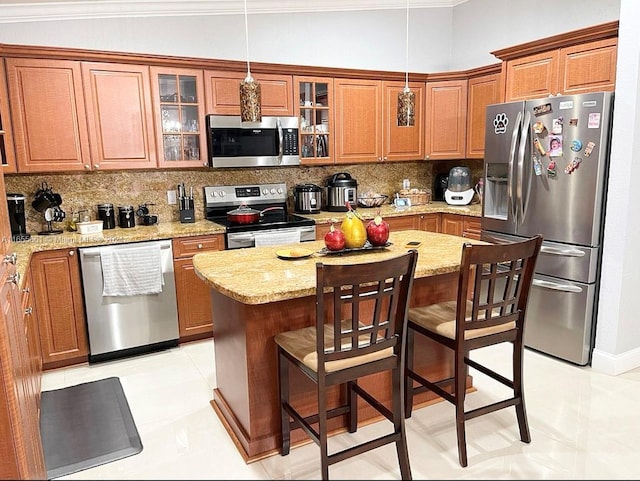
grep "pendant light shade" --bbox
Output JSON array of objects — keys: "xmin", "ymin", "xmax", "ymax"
[
  {"xmin": 240, "ymin": 0, "xmax": 261, "ymax": 122},
  {"xmin": 397, "ymin": 0, "xmax": 415, "ymax": 127}
]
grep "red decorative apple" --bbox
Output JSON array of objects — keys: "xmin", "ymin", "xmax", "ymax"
[
  {"xmin": 366, "ymin": 214, "xmax": 390, "ymax": 246},
  {"xmin": 324, "ymin": 223, "xmax": 346, "ymax": 251}
]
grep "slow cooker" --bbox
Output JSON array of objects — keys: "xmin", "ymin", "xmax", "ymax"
[
  {"xmin": 293, "ymin": 183, "xmax": 322, "ymax": 214},
  {"xmin": 326, "ymin": 172, "xmax": 357, "ymax": 212}
]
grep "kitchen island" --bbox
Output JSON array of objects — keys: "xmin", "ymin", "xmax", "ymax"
[{"xmin": 192, "ymin": 229, "xmax": 485, "ymax": 462}]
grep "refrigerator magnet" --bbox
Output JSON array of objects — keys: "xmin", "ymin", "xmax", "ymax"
[
  {"xmin": 552, "ymin": 117, "xmax": 563, "ymax": 134},
  {"xmin": 588, "ymin": 113, "xmax": 601, "ymax": 129},
  {"xmin": 534, "ymin": 138, "xmax": 547, "ymax": 156},
  {"xmin": 533, "ymin": 121, "xmax": 546, "ymax": 134},
  {"xmin": 569, "ymin": 118, "xmax": 579, "ymax": 126},
  {"xmin": 533, "ymin": 155, "xmax": 543, "ymax": 176},
  {"xmin": 548, "ymin": 135, "xmax": 563, "ymax": 157},
  {"xmin": 547, "ymin": 159, "xmax": 557, "ymax": 177},
  {"xmin": 564, "ymin": 157, "xmax": 582, "ymax": 174},
  {"xmin": 584, "ymin": 141, "xmax": 596, "ymax": 157},
  {"xmin": 570, "ymin": 139, "xmax": 583, "ymax": 152}
]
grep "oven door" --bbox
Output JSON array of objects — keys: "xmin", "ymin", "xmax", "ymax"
[{"xmin": 227, "ymin": 225, "xmax": 316, "ymax": 249}]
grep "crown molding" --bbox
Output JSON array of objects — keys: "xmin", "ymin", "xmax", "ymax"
[{"xmin": 0, "ymin": 0, "xmax": 465, "ymax": 23}]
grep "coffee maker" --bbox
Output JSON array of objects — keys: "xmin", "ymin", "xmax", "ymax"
[{"xmin": 6, "ymin": 193, "xmax": 30, "ymax": 241}]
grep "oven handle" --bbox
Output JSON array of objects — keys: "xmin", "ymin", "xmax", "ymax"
[
  {"xmin": 277, "ymin": 117, "xmax": 284, "ymax": 164},
  {"xmin": 228, "ymin": 226, "xmax": 316, "ymax": 242}
]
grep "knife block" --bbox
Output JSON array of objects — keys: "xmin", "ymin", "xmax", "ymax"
[{"xmin": 180, "ymin": 209, "xmax": 195, "ymax": 223}]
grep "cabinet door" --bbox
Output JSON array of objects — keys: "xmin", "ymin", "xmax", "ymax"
[
  {"xmin": 6, "ymin": 58, "xmax": 90, "ymax": 172},
  {"xmin": 21, "ymin": 268, "xmax": 41, "ymax": 405},
  {"xmin": 386, "ymin": 215, "xmax": 417, "ymax": 231},
  {"xmin": 559, "ymin": 38, "xmax": 617, "ymax": 95},
  {"xmin": 204, "ymin": 70, "xmax": 293, "ymax": 116},
  {"xmin": 419, "ymin": 213, "xmax": 441, "ymax": 233},
  {"xmin": 295, "ymin": 76, "xmax": 334, "ymax": 165},
  {"xmin": 172, "ymin": 235, "xmax": 223, "ymax": 340},
  {"xmin": 383, "ymin": 81, "xmax": 425, "ymax": 162},
  {"xmin": 425, "ymin": 80, "xmax": 468, "ymax": 160},
  {"xmin": 463, "ymin": 216, "xmax": 482, "ymax": 240},
  {"xmin": 441, "ymin": 213, "xmax": 464, "ymax": 237},
  {"xmin": 334, "ymin": 78, "xmax": 382, "ymax": 163},
  {"xmin": 150, "ymin": 67, "xmax": 207, "ymax": 168},
  {"xmin": 82, "ymin": 62, "xmax": 157, "ymax": 170},
  {"xmin": 30, "ymin": 249, "xmax": 88, "ymax": 368},
  {"xmin": 0, "ymin": 61, "xmax": 17, "ymax": 173},
  {"xmin": 504, "ymin": 50, "xmax": 560, "ymax": 101},
  {"xmin": 466, "ymin": 73, "xmax": 502, "ymax": 159}
]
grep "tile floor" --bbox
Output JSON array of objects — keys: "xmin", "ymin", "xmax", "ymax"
[{"xmin": 42, "ymin": 339, "xmax": 640, "ymax": 480}]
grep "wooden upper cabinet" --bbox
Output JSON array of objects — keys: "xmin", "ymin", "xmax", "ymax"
[
  {"xmin": 0, "ymin": 61, "xmax": 17, "ymax": 173},
  {"xmin": 82, "ymin": 62, "xmax": 157, "ymax": 170},
  {"xmin": 204, "ymin": 70, "xmax": 293, "ymax": 116},
  {"xmin": 334, "ymin": 78, "xmax": 382, "ymax": 163},
  {"xmin": 425, "ymin": 79, "xmax": 467, "ymax": 160},
  {"xmin": 150, "ymin": 67, "xmax": 208, "ymax": 168},
  {"xmin": 504, "ymin": 50, "xmax": 560, "ymax": 100},
  {"xmin": 559, "ymin": 38, "xmax": 617, "ymax": 95},
  {"xmin": 383, "ymin": 81, "xmax": 425, "ymax": 162},
  {"xmin": 466, "ymin": 72, "xmax": 503, "ymax": 159},
  {"xmin": 6, "ymin": 58, "xmax": 91, "ymax": 173}
]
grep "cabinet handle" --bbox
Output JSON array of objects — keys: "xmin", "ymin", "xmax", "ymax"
[
  {"xmin": 24, "ymin": 307, "xmax": 33, "ymax": 315},
  {"xmin": 84, "ymin": 164, "xmax": 91, "ymax": 170},
  {"xmin": 425, "ymin": 155, "xmax": 430, "ymax": 160},
  {"xmin": 7, "ymin": 272, "xmax": 20, "ymax": 285},
  {"xmin": 3, "ymin": 253, "xmax": 17, "ymax": 264},
  {"xmin": 69, "ymin": 250, "xmax": 75, "ymax": 256},
  {"xmin": 197, "ymin": 243, "xmax": 203, "ymax": 249},
  {"xmin": 22, "ymin": 287, "xmax": 30, "ymax": 294},
  {"xmin": 94, "ymin": 164, "xmax": 100, "ymax": 169},
  {"xmin": 383, "ymin": 156, "xmax": 388, "ymax": 161}
]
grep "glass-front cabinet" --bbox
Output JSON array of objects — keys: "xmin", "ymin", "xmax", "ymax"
[
  {"xmin": 150, "ymin": 67, "xmax": 207, "ymax": 168},
  {"xmin": 294, "ymin": 77, "xmax": 334, "ymax": 165}
]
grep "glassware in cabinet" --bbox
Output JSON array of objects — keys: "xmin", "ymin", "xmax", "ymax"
[{"xmin": 294, "ymin": 77, "xmax": 333, "ymax": 164}]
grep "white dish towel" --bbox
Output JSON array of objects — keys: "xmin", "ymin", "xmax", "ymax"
[
  {"xmin": 254, "ymin": 230, "xmax": 301, "ymax": 247},
  {"xmin": 101, "ymin": 243, "xmax": 163, "ymax": 296}
]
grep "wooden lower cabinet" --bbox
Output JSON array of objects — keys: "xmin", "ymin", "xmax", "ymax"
[
  {"xmin": 30, "ymin": 249, "xmax": 88, "ymax": 369},
  {"xmin": 172, "ymin": 234, "xmax": 223, "ymax": 340},
  {"xmin": 21, "ymin": 269, "xmax": 42, "ymax": 409},
  {"xmin": 441, "ymin": 213, "xmax": 481, "ymax": 240},
  {"xmin": 418, "ymin": 213, "xmax": 441, "ymax": 232}
]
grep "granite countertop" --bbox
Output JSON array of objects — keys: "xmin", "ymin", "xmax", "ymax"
[
  {"xmin": 306, "ymin": 201, "xmax": 482, "ymax": 224},
  {"xmin": 192, "ymin": 229, "xmax": 486, "ymax": 305}
]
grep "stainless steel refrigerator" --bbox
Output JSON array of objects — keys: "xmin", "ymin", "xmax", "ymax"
[{"xmin": 481, "ymin": 91, "xmax": 614, "ymax": 365}]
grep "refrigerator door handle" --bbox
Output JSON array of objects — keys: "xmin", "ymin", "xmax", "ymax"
[
  {"xmin": 509, "ymin": 111, "xmax": 523, "ymax": 222},
  {"xmin": 532, "ymin": 279, "xmax": 583, "ymax": 293},
  {"xmin": 517, "ymin": 110, "xmax": 531, "ymax": 223},
  {"xmin": 540, "ymin": 245, "xmax": 586, "ymax": 257}
]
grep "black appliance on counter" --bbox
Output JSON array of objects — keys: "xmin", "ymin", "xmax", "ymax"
[
  {"xmin": 204, "ymin": 183, "xmax": 316, "ymax": 249},
  {"xmin": 433, "ymin": 173, "xmax": 449, "ymax": 202},
  {"xmin": 7, "ymin": 193, "xmax": 30, "ymax": 241},
  {"xmin": 325, "ymin": 172, "xmax": 357, "ymax": 211}
]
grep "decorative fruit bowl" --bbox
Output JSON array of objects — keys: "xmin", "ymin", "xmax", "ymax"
[{"xmin": 357, "ymin": 194, "xmax": 389, "ymax": 208}]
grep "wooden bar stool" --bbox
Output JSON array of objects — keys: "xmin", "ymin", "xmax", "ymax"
[
  {"xmin": 275, "ymin": 250, "xmax": 418, "ymax": 480},
  {"xmin": 404, "ymin": 235, "xmax": 542, "ymax": 467}
]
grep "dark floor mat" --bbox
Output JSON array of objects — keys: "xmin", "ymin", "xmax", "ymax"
[{"xmin": 40, "ymin": 376, "xmax": 143, "ymax": 479}]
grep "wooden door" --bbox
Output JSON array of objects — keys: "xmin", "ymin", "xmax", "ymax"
[
  {"xmin": 334, "ymin": 78, "xmax": 382, "ymax": 163},
  {"xmin": 0, "ymin": 165, "xmax": 46, "ymax": 479},
  {"xmin": 559, "ymin": 38, "xmax": 617, "ymax": 94},
  {"xmin": 504, "ymin": 50, "xmax": 560, "ymax": 100},
  {"xmin": 386, "ymin": 215, "xmax": 417, "ymax": 231},
  {"xmin": 82, "ymin": 62, "xmax": 157, "ymax": 170},
  {"xmin": 425, "ymin": 80, "xmax": 468, "ymax": 160},
  {"xmin": 466, "ymin": 72, "xmax": 502, "ymax": 159},
  {"xmin": 441, "ymin": 213, "xmax": 464, "ymax": 237},
  {"xmin": 383, "ymin": 81, "xmax": 425, "ymax": 162},
  {"xmin": 6, "ymin": 58, "xmax": 90, "ymax": 172},
  {"xmin": 204, "ymin": 70, "xmax": 293, "ymax": 116},
  {"xmin": 419, "ymin": 213, "xmax": 441, "ymax": 233},
  {"xmin": 294, "ymin": 76, "xmax": 334, "ymax": 165},
  {"xmin": 0, "ymin": 60, "xmax": 17, "ymax": 173},
  {"xmin": 30, "ymin": 249, "xmax": 89, "ymax": 368}
]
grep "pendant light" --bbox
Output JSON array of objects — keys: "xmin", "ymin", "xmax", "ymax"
[
  {"xmin": 239, "ymin": 0, "xmax": 261, "ymax": 122},
  {"xmin": 397, "ymin": 0, "xmax": 415, "ymax": 127}
]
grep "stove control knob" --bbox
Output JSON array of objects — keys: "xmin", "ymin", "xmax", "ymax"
[
  {"xmin": 218, "ymin": 191, "xmax": 225, "ymax": 198},
  {"xmin": 270, "ymin": 188, "xmax": 276, "ymax": 195},
  {"xmin": 277, "ymin": 187, "xmax": 284, "ymax": 194},
  {"xmin": 262, "ymin": 188, "xmax": 269, "ymax": 195}
]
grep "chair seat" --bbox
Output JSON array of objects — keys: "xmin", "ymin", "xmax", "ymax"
[
  {"xmin": 408, "ymin": 300, "xmax": 516, "ymax": 340},
  {"xmin": 275, "ymin": 320, "xmax": 394, "ymax": 373}
]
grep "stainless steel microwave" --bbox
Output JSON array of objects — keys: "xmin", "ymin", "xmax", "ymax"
[{"xmin": 206, "ymin": 115, "xmax": 300, "ymax": 168}]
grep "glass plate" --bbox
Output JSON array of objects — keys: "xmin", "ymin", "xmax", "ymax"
[
  {"xmin": 317, "ymin": 241, "xmax": 393, "ymax": 255},
  {"xmin": 275, "ymin": 248, "xmax": 314, "ymax": 260}
]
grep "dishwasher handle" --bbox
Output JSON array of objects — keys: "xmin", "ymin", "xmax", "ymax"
[{"xmin": 81, "ymin": 243, "xmax": 172, "ymax": 258}]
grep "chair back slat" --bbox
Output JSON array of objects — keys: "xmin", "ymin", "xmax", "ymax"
[
  {"xmin": 316, "ymin": 251, "xmax": 418, "ymax": 369},
  {"xmin": 456, "ymin": 236, "xmax": 543, "ymax": 337}
]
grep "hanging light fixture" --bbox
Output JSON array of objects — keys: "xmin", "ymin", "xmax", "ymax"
[
  {"xmin": 397, "ymin": 0, "xmax": 415, "ymax": 127},
  {"xmin": 239, "ymin": 0, "xmax": 261, "ymax": 122}
]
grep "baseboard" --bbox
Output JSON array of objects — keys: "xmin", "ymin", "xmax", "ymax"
[{"xmin": 590, "ymin": 346, "xmax": 640, "ymax": 375}]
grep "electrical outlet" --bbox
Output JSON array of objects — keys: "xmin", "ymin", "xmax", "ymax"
[{"xmin": 167, "ymin": 190, "xmax": 177, "ymax": 205}]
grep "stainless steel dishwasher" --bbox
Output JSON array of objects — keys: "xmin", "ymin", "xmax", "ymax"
[{"xmin": 78, "ymin": 239, "xmax": 179, "ymax": 363}]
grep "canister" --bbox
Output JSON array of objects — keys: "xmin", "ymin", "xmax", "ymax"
[
  {"xmin": 118, "ymin": 205, "xmax": 135, "ymax": 228},
  {"xmin": 97, "ymin": 203, "xmax": 116, "ymax": 230}
]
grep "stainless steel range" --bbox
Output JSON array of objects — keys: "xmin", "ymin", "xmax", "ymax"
[{"xmin": 204, "ymin": 182, "xmax": 316, "ymax": 249}]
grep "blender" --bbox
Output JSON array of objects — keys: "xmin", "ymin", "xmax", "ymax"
[{"xmin": 444, "ymin": 166, "xmax": 475, "ymax": 205}]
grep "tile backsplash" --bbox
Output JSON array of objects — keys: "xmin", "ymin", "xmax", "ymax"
[{"xmin": 5, "ymin": 160, "xmax": 482, "ymax": 235}]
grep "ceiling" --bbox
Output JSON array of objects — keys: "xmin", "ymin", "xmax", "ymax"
[{"xmin": 0, "ymin": 0, "xmax": 466, "ymax": 22}]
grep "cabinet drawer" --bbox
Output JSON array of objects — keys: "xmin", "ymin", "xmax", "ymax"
[{"xmin": 172, "ymin": 235, "xmax": 223, "ymax": 258}]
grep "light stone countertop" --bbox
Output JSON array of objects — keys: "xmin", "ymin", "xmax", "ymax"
[{"xmin": 192, "ymin": 229, "xmax": 486, "ymax": 305}]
